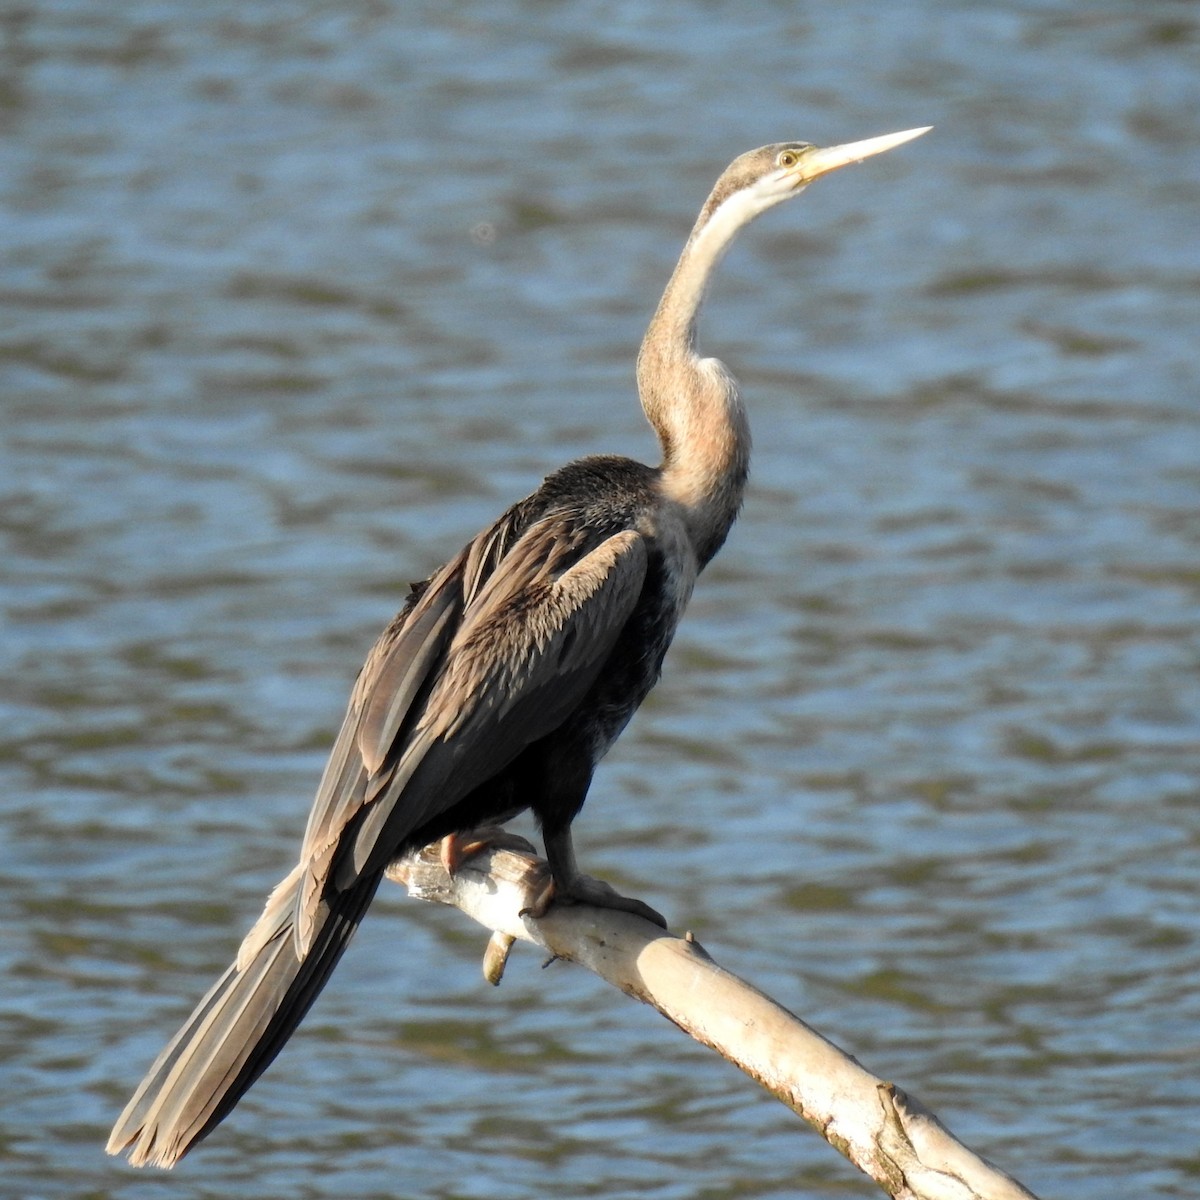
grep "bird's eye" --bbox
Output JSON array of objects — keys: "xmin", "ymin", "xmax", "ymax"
[{"xmin": 777, "ymin": 149, "xmax": 801, "ymax": 169}]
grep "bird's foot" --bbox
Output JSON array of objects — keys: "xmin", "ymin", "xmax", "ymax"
[
  {"xmin": 522, "ymin": 872, "xmax": 667, "ymax": 929},
  {"xmin": 437, "ymin": 826, "xmax": 536, "ymax": 875}
]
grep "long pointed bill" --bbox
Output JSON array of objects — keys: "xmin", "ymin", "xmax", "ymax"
[{"xmin": 790, "ymin": 125, "xmax": 932, "ymax": 186}]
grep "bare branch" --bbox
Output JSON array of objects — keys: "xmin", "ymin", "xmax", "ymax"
[{"xmin": 387, "ymin": 836, "xmax": 1040, "ymax": 1200}]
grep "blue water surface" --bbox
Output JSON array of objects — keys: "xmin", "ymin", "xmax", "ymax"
[{"xmin": 2, "ymin": 2, "xmax": 1198, "ymax": 1196}]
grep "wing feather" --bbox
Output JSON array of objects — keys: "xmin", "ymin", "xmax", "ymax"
[
  {"xmin": 341, "ymin": 525, "xmax": 647, "ymax": 884},
  {"xmin": 280, "ymin": 505, "xmax": 645, "ymax": 951},
  {"xmin": 298, "ymin": 500, "xmax": 532, "ymax": 882},
  {"xmin": 356, "ymin": 583, "xmax": 461, "ymax": 777}
]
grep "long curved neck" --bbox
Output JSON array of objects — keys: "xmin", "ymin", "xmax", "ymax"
[{"xmin": 636, "ymin": 189, "xmax": 759, "ymax": 566}]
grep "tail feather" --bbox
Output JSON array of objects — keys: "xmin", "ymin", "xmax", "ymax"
[{"xmin": 107, "ymin": 865, "xmax": 383, "ymax": 1168}]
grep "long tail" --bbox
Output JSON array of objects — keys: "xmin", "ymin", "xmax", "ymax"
[{"xmin": 107, "ymin": 863, "xmax": 383, "ymax": 1168}]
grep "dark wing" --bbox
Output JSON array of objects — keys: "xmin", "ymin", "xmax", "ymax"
[
  {"xmin": 271, "ymin": 508, "xmax": 647, "ymax": 956},
  {"xmin": 108, "ymin": 505, "xmax": 648, "ymax": 1169}
]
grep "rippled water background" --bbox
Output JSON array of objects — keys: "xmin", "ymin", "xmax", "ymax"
[{"xmin": 2, "ymin": 2, "xmax": 1198, "ymax": 1197}]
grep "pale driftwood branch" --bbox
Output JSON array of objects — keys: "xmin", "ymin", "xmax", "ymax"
[{"xmin": 387, "ymin": 835, "xmax": 1039, "ymax": 1200}]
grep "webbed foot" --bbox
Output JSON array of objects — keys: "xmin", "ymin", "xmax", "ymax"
[
  {"xmin": 522, "ymin": 872, "xmax": 667, "ymax": 929},
  {"xmin": 437, "ymin": 826, "xmax": 535, "ymax": 874}
]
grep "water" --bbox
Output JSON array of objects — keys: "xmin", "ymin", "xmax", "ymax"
[{"xmin": 2, "ymin": 2, "xmax": 1198, "ymax": 1196}]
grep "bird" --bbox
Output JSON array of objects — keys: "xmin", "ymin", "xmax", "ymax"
[{"xmin": 107, "ymin": 125, "xmax": 930, "ymax": 1169}]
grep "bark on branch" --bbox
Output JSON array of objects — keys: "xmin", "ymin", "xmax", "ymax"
[{"xmin": 386, "ymin": 834, "xmax": 1039, "ymax": 1200}]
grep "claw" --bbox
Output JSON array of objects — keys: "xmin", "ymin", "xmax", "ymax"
[{"xmin": 519, "ymin": 871, "xmax": 557, "ymax": 920}]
